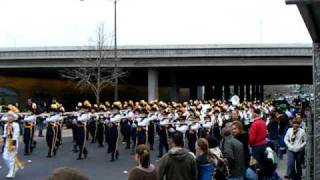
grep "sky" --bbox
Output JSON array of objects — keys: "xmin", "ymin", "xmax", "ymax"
[{"xmin": 0, "ymin": 0, "xmax": 312, "ymax": 47}]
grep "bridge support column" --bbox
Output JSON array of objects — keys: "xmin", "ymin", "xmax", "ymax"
[
  {"xmin": 245, "ymin": 84, "xmax": 250, "ymax": 101},
  {"xmin": 256, "ymin": 85, "xmax": 260, "ymax": 101},
  {"xmin": 213, "ymin": 85, "xmax": 222, "ymax": 100},
  {"xmin": 258, "ymin": 85, "xmax": 264, "ymax": 101},
  {"xmin": 170, "ymin": 73, "xmax": 180, "ymax": 101},
  {"xmin": 224, "ymin": 85, "xmax": 230, "ymax": 101},
  {"xmin": 205, "ymin": 85, "xmax": 213, "ymax": 100},
  {"xmin": 252, "ymin": 85, "xmax": 256, "ymax": 101},
  {"xmin": 234, "ymin": 85, "xmax": 239, "ymax": 96},
  {"xmin": 197, "ymin": 86, "xmax": 204, "ymax": 100},
  {"xmin": 240, "ymin": 85, "xmax": 244, "ymax": 102},
  {"xmin": 190, "ymin": 86, "xmax": 197, "ymax": 100},
  {"xmin": 312, "ymin": 42, "xmax": 320, "ymax": 180},
  {"xmin": 148, "ymin": 68, "xmax": 159, "ymax": 101}
]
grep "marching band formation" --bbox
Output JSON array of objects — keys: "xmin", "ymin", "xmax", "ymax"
[{"xmin": 0, "ymin": 95, "xmax": 307, "ymax": 178}]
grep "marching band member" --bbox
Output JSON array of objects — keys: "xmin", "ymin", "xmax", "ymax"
[
  {"xmin": 23, "ymin": 115, "xmax": 36, "ymax": 155},
  {"xmin": 109, "ymin": 102, "xmax": 122, "ymax": 162},
  {"xmin": 96, "ymin": 104, "xmax": 107, "ymax": 147},
  {"xmin": 186, "ymin": 117, "xmax": 200, "ymax": 154},
  {"xmin": 136, "ymin": 108, "xmax": 149, "ymax": 146},
  {"xmin": 2, "ymin": 111, "xmax": 23, "ymax": 179},
  {"xmin": 157, "ymin": 118, "xmax": 169, "ymax": 158},
  {"xmin": 147, "ymin": 105, "xmax": 158, "ymax": 150},
  {"xmin": 89, "ymin": 104, "xmax": 98, "ymax": 143},
  {"xmin": 76, "ymin": 113, "xmax": 90, "ymax": 160},
  {"xmin": 45, "ymin": 114, "xmax": 59, "ymax": 158}
]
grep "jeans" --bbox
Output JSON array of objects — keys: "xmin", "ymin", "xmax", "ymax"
[
  {"xmin": 279, "ymin": 134, "xmax": 286, "ymax": 159},
  {"xmin": 158, "ymin": 138, "xmax": 169, "ymax": 156},
  {"xmin": 268, "ymin": 138, "xmax": 280, "ymax": 157},
  {"xmin": 38, "ymin": 119, "xmax": 45, "ymax": 136},
  {"xmin": 286, "ymin": 150, "xmax": 304, "ymax": 180},
  {"xmin": 251, "ymin": 144, "xmax": 266, "ymax": 166}
]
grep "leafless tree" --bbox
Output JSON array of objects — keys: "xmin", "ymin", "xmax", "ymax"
[{"xmin": 60, "ymin": 24, "xmax": 126, "ymax": 104}]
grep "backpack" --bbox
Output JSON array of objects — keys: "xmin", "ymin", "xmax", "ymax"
[{"xmin": 212, "ymin": 153, "xmax": 230, "ymax": 180}]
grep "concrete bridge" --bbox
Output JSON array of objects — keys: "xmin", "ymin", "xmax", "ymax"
[
  {"xmin": 0, "ymin": 44, "xmax": 313, "ymax": 103},
  {"xmin": 0, "ymin": 44, "xmax": 312, "ymax": 68}
]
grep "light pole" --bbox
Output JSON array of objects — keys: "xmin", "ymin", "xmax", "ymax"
[{"xmin": 113, "ymin": 0, "xmax": 119, "ymax": 101}]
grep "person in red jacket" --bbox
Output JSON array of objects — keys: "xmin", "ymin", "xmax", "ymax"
[{"xmin": 249, "ymin": 108, "xmax": 267, "ymax": 178}]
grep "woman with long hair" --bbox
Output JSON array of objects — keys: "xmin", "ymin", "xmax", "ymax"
[
  {"xmin": 128, "ymin": 144, "xmax": 158, "ymax": 180},
  {"xmin": 196, "ymin": 138, "xmax": 216, "ymax": 180}
]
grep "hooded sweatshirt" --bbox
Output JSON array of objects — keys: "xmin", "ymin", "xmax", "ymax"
[{"xmin": 158, "ymin": 147, "xmax": 197, "ymax": 180}]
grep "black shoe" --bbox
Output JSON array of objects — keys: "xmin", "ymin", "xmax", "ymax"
[
  {"xmin": 98, "ymin": 144, "xmax": 104, "ymax": 148},
  {"xmin": 46, "ymin": 155, "xmax": 52, "ymax": 158},
  {"xmin": 109, "ymin": 158, "xmax": 115, "ymax": 162},
  {"xmin": 76, "ymin": 157, "xmax": 83, "ymax": 160},
  {"xmin": 115, "ymin": 151, "xmax": 119, "ymax": 160},
  {"xmin": 84, "ymin": 153, "xmax": 87, "ymax": 159},
  {"xmin": 284, "ymin": 176, "xmax": 290, "ymax": 179}
]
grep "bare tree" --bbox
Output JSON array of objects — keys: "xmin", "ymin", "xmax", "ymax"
[{"xmin": 60, "ymin": 24, "xmax": 126, "ymax": 104}]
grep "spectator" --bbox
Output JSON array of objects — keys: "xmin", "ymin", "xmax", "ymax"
[
  {"xmin": 128, "ymin": 144, "xmax": 158, "ymax": 180},
  {"xmin": 231, "ymin": 121, "xmax": 250, "ymax": 168},
  {"xmin": 267, "ymin": 112, "xmax": 280, "ymax": 157},
  {"xmin": 249, "ymin": 108, "xmax": 267, "ymax": 166},
  {"xmin": 284, "ymin": 118, "xmax": 306, "ymax": 180},
  {"xmin": 276, "ymin": 108, "xmax": 289, "ymax": 159},
  {"xmin": 47, "ymin": 167, "xmax": 88, "ymax": 180},
  {"xmin": 206, "ymin": 135, "xmax": 222, "ymax": 159},
  {"xmin": 221, "ymin": 126, "xmax": 245, "ymax": 180},
  {"xmin": 158, "ymin": 132, "xmax": 197, "ymax": 180},
  {"xmin": 206, "ymin": 135, "xmax": 229, "ymax": 180},
  {"xmin": 196, "ymin": 138, "xmax": 216, "ymax": 180}
]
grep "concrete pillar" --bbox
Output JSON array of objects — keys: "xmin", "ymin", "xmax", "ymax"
[
  {"xmin": 240, "ymin": 85, "xmax": 244, "ymax": 102},
  {"xmin": 170, "ymin": 73, "xmax": 179, "ymax": 101},
  {"xmin": 204, "ymin": 85, "xmax": 213, "ymax": 100},
  {"xmin": 260, "ymin": 85, "xmax": 264, "ymax": 101},
  {"xmin": 312, "ymin": 43, "xmax": 320, "ymax": 180},
  {"xmin": 224, "ymin": 85, "xmax": 230, "ymax": 101},
  {"xmin": 148, "ymin": 68, "xmax": 159, "ymax": 101},
  {"xmin": 190, "ymin": 86, "xmax": 197, "ymax": 100},
  {"xmin": 197, "ymin": 86, "xmax": 204, "ymax": 100},
  {"xmin": 245, "ymin": 84, "xmax": 250, "ymax": 101},
  {"xmin": 234, "ymin": 85, "xmax": 239, "ymax": 96},
  {"xmin": 213, "ymin": 85, "xmax": 222, "ymax": 100},
  {"xmin": 256, "ymin": 84, "xmax": 261, "ymax": 100},
  {"xmin": 251, "ymin": 85, "xmax": 256, "ymax": 101}
]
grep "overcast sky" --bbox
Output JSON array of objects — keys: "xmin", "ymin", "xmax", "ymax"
[{"xmin": 0, "ymin": 0, "xmax": 312, "ymax": 47}]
